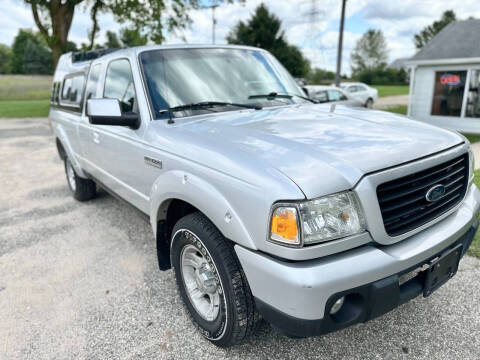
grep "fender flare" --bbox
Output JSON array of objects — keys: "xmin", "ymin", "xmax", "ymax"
[
  {"xmin": 149, "ymin": 170, "xmax": 257, "ymax": 250},
  {"xmin": 53, "ymin": 124, "xmax": 88, "ymax": 178}
]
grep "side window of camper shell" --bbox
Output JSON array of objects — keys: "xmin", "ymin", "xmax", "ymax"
[{"xmin": 60, "ymin": 73, "xmax": 86, "ymax": 111}]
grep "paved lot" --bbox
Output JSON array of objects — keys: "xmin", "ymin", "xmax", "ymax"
[
  {"xmin": 374, "ymin": 95, "xmax": 409, "ymax": 109},
  {"xmin": 1, "ymin": 117, "xmax": 480, "ymax": 360}
]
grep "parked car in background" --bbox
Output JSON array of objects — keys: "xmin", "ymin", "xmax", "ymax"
[
  {"xmin": 340, "ymin": 82, "xmax": 378, "ymax": 108},
  {"xmin": 305, "ymin": 85, "xmax": 363, "ymax": 107}
]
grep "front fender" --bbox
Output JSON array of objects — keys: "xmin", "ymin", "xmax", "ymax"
[
  {"xmin": 149, "ymin": 170, "xmax": 257, "ymax": 250},
  {"xmin": 53, "ymin": 122, "xmax": 87, "ymax": 178}
]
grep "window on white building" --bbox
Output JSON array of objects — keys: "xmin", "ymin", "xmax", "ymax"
[
  {"xmin": 431, "ymin": 71, "xmax": 467, "ymax": 117},
  {"xmin": 466, "ymin": 70, "xmax": 480, "ymax": 118}
]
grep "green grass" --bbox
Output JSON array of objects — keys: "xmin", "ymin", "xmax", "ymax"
[
  {"xmin": 470, "ymin": 169, "xmax": 480, "ymax": 258},
  {"xmin": 371, "ymin": 85, "xmax": 409, "ymax": 98},
  {"xmin": 0, "ymin": 75, "xmax": 52, "ymax": 118},
  {"xmin": 463, "ymin": 133, "xmax": 480, "ymax": 144},
  {"xmin": 0, "ymin": 75, "xmax": 52, "ymax": 101},
  {"xmin": 383, "ymin": 105, "xmax": 408, "ymax": 115},
  {"xmin": 0, "ymin": 99, "xmax": 50, "ymax": 118}
]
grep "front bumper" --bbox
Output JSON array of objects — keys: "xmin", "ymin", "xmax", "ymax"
[{"xmin": 235, "ymin": 185, "xmax": 480, "ymax": 337}]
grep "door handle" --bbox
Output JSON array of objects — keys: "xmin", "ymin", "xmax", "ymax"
[{"xmin": 92, "ymin": 131, "xmax": 100, "ymax": 144}]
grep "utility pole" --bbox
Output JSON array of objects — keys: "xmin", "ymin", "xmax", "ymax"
[
  {"xmin": 203, "ymin": 2, "xmax": 219, "ymax": 44},
  {"xmin": 335, "ymin": 0, "xmax": 347, "ymax": 87}
]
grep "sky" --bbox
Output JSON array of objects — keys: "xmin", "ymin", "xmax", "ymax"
[{"xmin": 1, "ymin": 0, "xmax": 480, "ymax": 75}]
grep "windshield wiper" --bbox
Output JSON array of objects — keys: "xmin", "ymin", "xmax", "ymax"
[
  {"xmin": 169, "ymin": 101, "xmax": 262, "ymax": 113},
  {"xmin": 159, "ymin": 101, "xmax": 262, "ymax": 124},
  {"xmin": 248, "ymin": 91, "xmax": 316, "ymax": 103}
]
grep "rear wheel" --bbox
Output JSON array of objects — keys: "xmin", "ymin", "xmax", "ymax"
[
  {"xmin": 171, "ymin": 212, "xmax": 260, "ymax": 347},
  {"xmin": 64, "ymin": 157, "xmax": 96, "ymax": 201}
]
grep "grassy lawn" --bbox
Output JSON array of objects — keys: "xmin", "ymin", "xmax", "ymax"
[
  {"xmin": 470, "ymin": 169, "xmax": 480, "ymax": 258},
  {"xmin": 0, "ymin": 99, "xmax": 50, "ymax": 118},
  {"xmin": 0, "ymin": 75, "xmax": 52, "ymax": 118},
  {"xmin": 372, "ymin": 85, "xmax": 409, "ymax": 98},
  {"xmin": 382, "ymin": 105, "xmax": 407, "ymax": 115},
  {"xmin": 463, "ymin": 133, "xmax": 480, "ymax": 144},
  {"xmin": 0, "ymin": 75, "xmax": 52, "ymax": 100}
]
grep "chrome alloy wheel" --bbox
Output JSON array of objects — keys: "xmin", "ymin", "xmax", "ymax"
[
  {"xmin": 180, "ymin": 243, "xmax": 222, "ymax": 321},
  {"xmin": 66, "ymin": 160, "xmax": 77, "ymax": 192}
]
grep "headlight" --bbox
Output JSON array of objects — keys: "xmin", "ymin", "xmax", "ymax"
[
  {"xmin": 270, "ymin": 206, "xmax": 300, "ymax": 246},
  {"xmin": 269, "ymin": 192, "xmax": 366, "ymax": 247}
]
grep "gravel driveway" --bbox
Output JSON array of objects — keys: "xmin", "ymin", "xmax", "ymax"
[{"xmin": 1, "ymin": 118, "xmax": 479, "ymax": 360}]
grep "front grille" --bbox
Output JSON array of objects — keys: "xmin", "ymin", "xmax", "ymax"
[{"xmin": 377, "ymin": 153, "xmax": 469, "ymax": 237}]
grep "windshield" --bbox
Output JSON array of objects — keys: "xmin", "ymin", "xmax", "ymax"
[{"xmin": 139, "ymin": 48, "xmax": 307, "ymax": 118}]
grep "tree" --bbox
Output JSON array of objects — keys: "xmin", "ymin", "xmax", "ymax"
[
  {"xmin": 414, "ymin": 10, "xmax": 456, "ymax": 49},
  {"xmin": 23, "ymin": 0, "xmax": 242, "ymax": 67},
  {"xmin": 0, "ymin": 45, "xmax": 12, "ymax": 74},
  {"xmin": 350, "ymin": 29, "xmax": 388, "ymax": 77},
  {"xmin": 120, "ymin": 28, "xmax": 148, "ymax": 47},
  {"xmin": 104, "ymin": 31, "xmax": 122, "ymax": 49},
  {"xmin": 307, "ymin": 68, "xmax": 335, "ymax": 85},
  {"xmin": 23, "ymin": 39, "xmax": 53, "ymax": 74},
  {"xmin": 11, "ymin": 29, "xmax": 49, "ymax": 74},
  {"xmin": 227, "ymin": 3, "xmax": 310, "ymax": 78}
]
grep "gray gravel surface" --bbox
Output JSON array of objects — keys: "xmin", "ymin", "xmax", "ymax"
[{"xmin": 1, "ymin": 118, "xmax": 480, "ymax": 360}]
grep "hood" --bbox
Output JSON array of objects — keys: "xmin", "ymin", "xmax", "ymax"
[{"xmin": 165, "ymin": 104, "xmax": 464, "ymax": 199}]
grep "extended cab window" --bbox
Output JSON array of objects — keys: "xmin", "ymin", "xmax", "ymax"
[
  {"xmin": 60, "ymin": 74, "xmax": 85, "ymax": 109},
  {"xmin": 104, "ymin": 59, "xmax": 136, "ymax": 113}
]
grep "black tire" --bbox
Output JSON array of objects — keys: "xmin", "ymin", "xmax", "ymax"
[
  {"xmin": 171, "ymin": 212, "xmax": 261, "ymax": 347},
  {"xmin": 64, "ymin": 157, "xmax": 96, "ymax": 201},
  {"xmin": 365, "ymin": 98, "xmax": 374, "ymax": 108}
]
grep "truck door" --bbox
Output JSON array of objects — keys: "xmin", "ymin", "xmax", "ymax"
[
  {"xmin": 78, "ymin": 63, "xmax": 102, "ymax": 174},
  {"xmin": 86, "ymin": 58, "xmax": 150, "ymax": 213}
]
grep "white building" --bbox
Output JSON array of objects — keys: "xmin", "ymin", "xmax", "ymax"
[{"xmin": 407, "ymin": 19, "xmax": 480, "ymax": 133}]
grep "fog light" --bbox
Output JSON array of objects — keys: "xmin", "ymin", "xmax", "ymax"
[{"xmin": 330, "ymin": 296, "xmax": 345, "ymax": 315}]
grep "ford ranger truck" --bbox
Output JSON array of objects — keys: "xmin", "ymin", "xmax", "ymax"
[{"xmin": 49, "ymin": 45, "xmax": 480, "ymax": 347}]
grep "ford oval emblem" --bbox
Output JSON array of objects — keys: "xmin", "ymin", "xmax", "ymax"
[{"xmin": 425, "ymin": 184, "xmax": 446, "ymax": 202}]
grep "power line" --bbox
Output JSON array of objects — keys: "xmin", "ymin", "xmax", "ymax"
[{"xmin": 301, "ymin": 0, "xmax": 327, "ymax": 70}]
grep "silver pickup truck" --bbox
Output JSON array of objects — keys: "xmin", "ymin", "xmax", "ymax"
[{"xmin": 50, "ymin": 45, "xmax": 480, "ymax": 347}]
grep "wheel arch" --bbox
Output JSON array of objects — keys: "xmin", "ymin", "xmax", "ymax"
[
  {"xmin": 149, "ymin": 171, "xmax": 257, "ymax": 270},
  {"xmin": 53, "ymin": 125, "xmax": 87, "ymax": 178}
]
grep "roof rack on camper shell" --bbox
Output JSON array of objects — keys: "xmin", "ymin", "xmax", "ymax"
[{"xmin": 71, "ymin": 48, "xmax": 119, "ymax": 63}]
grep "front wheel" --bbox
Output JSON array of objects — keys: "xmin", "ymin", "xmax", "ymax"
[
  {"xmin": 171, "ymin": 212, "xmax": 260, "ymax": 347},
  {"xmin": 64, "ymin": 157, "xmax": 96, "ymax": 201}
]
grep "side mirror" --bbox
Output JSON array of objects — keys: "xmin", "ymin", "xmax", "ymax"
[{"xmin": 87, "ymin": 98, "xmax": 140, "ymax": 129}]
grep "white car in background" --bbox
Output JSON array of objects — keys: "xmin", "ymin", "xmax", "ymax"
[
  {"xmin": 340, "ymin": 82, "xmax": 378, "ymax": 108},
  {"xmin": 305, "ymin": 85, "xmax": 363, "ymax": 107}
]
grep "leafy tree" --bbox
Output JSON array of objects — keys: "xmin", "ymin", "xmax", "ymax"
[
  {"xmin": 307, "ymin": 68, "xmax": 336, "ymax": 85},
  {"xmin": 0, "ymin": 44, "xmax": 12, "ymax": 74},
  {"xmin": 102, "ymin": 28, "xmax": 147, "ymax": 49},
  {"xmin": 120, "ymin": 28, "xmax": 148, "ymax": 47},
  {"xmin": 23, "ymin": 39, "xmax": 53, "ymax": 74},
  {"xmin": 356, "ymin": 67, "xmax": 407, "ymax": 85},
  {"xmin": 11, "ymin": 29, "xmax": 49, "ymax": 74},
  {"xmin": 227, "ymin": 3, "xmax": 310, "ymax": 78},
  {"xmin": 414, "ymin": 10, "xmax": 456, "ymax": 49},
  {"xmin": 23, "ymin": 0, "xmax": 242, "ymax": 67},
  {"xmin": 350, "ymin": 29, "xmax": 388, "ymax": 77},
  {"xmin": 104, "ymin": 31, "xmax": 122, "ymax": 49}
]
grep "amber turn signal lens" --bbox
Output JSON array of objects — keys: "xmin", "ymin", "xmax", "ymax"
[{"xmin": 270, "ymin": 207, "xmax": 299, "ymax": 245}]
